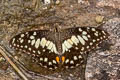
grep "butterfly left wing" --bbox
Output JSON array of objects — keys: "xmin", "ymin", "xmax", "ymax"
[
  {"xmin": 9, "ymin": 30, "xmax": 60, "ymax": 70},
  {"xmin": 61, "ymin": 27, "xmax": 109, "ymax": 68}
]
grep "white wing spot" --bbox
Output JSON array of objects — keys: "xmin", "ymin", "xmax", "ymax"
[
  {"xmin": 21, "ymin": 34, "xmax": 25, "ymax": 37},
  {"xmin": 70, "ymin": 66, "xmax": 74, "ymax": 68},
  {"xmin": 64, "ymin": 40, "xmax": 72, "ymax": 49},
  {"xmin": 30, "ymin": 35, "xmax": 35, "ymax": 39},
  {"xmin": 90, "ymin": 42, "xmax": 93, "ymax": 45},
  {"xmin": 46, "ymin": 41, "xmax": 51, "ymax": 47},
  {"xmin": 43, "ymin": 49, "xmax": 46, "ymax": 52},
  {"xmin": 87, "ymin": 27, "xmax": 90, "ymax": 30},
  {"xmin": 43, "ymin": 66, "xmax": 47, "ymax": 68},
  {"xmin": 103, "ymin": 36, "xmax": 106, "ymax": 38},
  {"xmin": 70, "ymin": 60, "xmax": 74, "ymax": 64},
  {"xmin": 87, "ymin": 35, "xmax": 91, "ymax": 38},
  {"xmin": 35, "ymin": 39, "xmax": 40, "ymax": 48},
  {"xmin": 77, "ymin": 35, "xmax": 85, "ymax": 45},
  {"xmin": 15, "ymin": 48, "xmax": 18, "ymax": 50},
  {"xmin": 97, "ymin": 39, "xmax": 100, "ymax": 41},
  {"xmin": 31, "ymin": 39, "xmax": 36, "ymax": 45},
  {"xmin": 75, "ymin": 47, "xmax": 79, "ymax": 50},
  {"xmin": 44, "ymin": 0, "xmax": 51, "ymax": 4},
  {"xmin": 17, "ymin": 45, "xmax": 19, "ymax": 47},
  {"xmin": 29, "ymin": 48, "xmax": 31, "ymax": 51},
  {"xmin": 12, "ymin": 38, "xmax": 15, "ymax": 43},
  {"xmin": 82, "ymin": 31, "xmax": 87, "ymax": 35},
  {"xmin": 53, "ymin": 44, "xmax": 58, "ymax": 54},
  {"xmin": 73, "ymin": 56, "xmax": 78, "ymax": 60},
  {"xmin": 40, "ymin": 38, "xmax": 47, "ymax": 48},
  {"xmin": 87, "ymin": 46, "xmax": 89, "ymax": 49},
  {"xmin": 25, "ymin": 45, "xmax": 28, "ymax": 48},
  {"xmin": 91, "ymin": 28, "xmax": 96, "ymax": 31},
  {"xmin": 71, "ymin": 36, "xmax": 79, "ymax": 45},
  {"xmin": 40, "ymin": 58, "xmax": 43, "ymax": 61},
  {"xmin": 33, "ymin": 32, "xmax": 37, "ymax": 35},
  {"xmin": 82, "ymin": 35, "xmax": 88, "ymax": 41},
  {"xmin": 51, "ymin": 47, "xmax": 54, "ymax": 52},
  {"xmin": 67, "ymin": 39, "xmax": 74, "ymax": 45},
  {"xmin": 49, "ymin": 67, "xmax": 53, "ymax": 70},
  {"xmin": 79, "ymin": 28, "xmax": 82, "ymax": 32},
  {"xmin": 13, "ymin": 44, "xmax": 16, "ymax": 46},
  {"xmin": 54, "ymin": 66, "xmax": 57, "ymax": 69},
  {"xmin": 80, "ymin": 52, "xmax": 84, "ymax": 54},
  {"xmin": 21, "ymin": 46, "xmax": 23, "ymax": 48},
  {"xmin": 65, "ymin": 66, "xmax": 69, "ymax": 68},
  {"xmin": 62, "ymin": 43, "xmax": 65, "ymax": 53},
  {"xmin": 62, "ymin": 43, "xmax": 68, "ymax": 53},
  {"xmin": 93, "ymin": 39, "xmax": 96, "ymax": 42},
  {"xmin": 28, "ymin": 40, "xmax": 31, "ymax": 43},
  {"xmin": 76, "ymin": 64, "xmax": 80, "ymax": 66},
  {"xmin": 17, "ymin": 37, "xmax": 22, "ymax": 41},
  {"xmin": 44, "ymin": 58, "xmax": 48, "ymax": 62},
  {"xmin": 96, "ymin": 31, "xmax": 98, "ymax": 33},
  {"xmin": 65, "ymin": 59, "xmax": 69, "ymax": 63},
  {"xmin": 68, "ymin": 50, "xmax": 71, "ymax": 52},
  {"xmin": 36, "ymin": 54, "xmax": 40, "ymax": 57},
  {"xmin": 47, "ymin": 41, "xmax": 53, "ymax": 50},
  {"xmin": 20, "ymin": 39, "xmax": 24, "ymax": 43},
  {"xmin": 102, "ymin": 31, "xmax": 106, "ymax": 35},
  {"xmin": 94, "ymin": 33, "xmax": 98, "ymax": 36},
  {"xmin": 25, "ymin": 32, "xmax": 28, "ymax": 34},
  {"xmin": 19, "ymin": 38, "xmax": 22, "ymax": 41},
  {"xmin": 48, "ymin": 62, "xmax": 52, "ymax": 65},
  {"xmin": 33, "ymin": 50, "xmax": 36, "ymax": 53},
  {"xmin": 39, "ymin": 63, "xmax": 42, "ymax": 66},
  {"xmin": 100, "ymin": 37, "xmax": 103, "ymax": 39},
  {"xmin": 81, "ymin": 60, "xmax": 83, "ymax": 63},
  {"xmin": 81, "ymin": 47, "xmax": 84, "ymax": 51},
  {"xmin": 78, "ymin": 55, "xmax": 82, "ymax": 59},
  {"xmin": 32, "ymin": 54, "xmax": 35, "ymax": 57},
  {"xmin": 27, "ymin": 52, "xmax": 30, "ymax": 55},
  {"xmin": 38, "ymin": 51, "xmax": 41, "ymax": 54},
  {"xmin": 53, "ymin": 60, "xmax": 57, "ymax": 64}
]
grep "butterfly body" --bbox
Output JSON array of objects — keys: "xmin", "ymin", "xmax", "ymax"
[{"xmin": 9, "ymin": 27, "xmax": 109, "ymax": 70}]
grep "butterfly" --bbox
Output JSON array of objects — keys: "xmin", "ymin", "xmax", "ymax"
[{"xmin": 9, "ymin": 27, "xmax": 109, "ymax": 70}]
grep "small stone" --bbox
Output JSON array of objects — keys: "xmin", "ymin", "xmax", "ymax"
[{"xmin": 95, "ymin": 15, "xmax": 104, "ymax": 23}]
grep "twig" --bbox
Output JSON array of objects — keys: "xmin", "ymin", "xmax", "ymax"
[{"xmin": 0, "ymin": 44, "xmax": 28, "ymax": 80}]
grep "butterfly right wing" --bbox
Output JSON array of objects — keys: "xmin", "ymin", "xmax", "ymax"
[{"xmin": 61, "ymin": 27, "xmax": 109, "ymax": 69}]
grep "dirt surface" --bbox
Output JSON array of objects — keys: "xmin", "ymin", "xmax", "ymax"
[{"xmin": 0, "ymin": 0, "xmax": 120, "ymax": 80}]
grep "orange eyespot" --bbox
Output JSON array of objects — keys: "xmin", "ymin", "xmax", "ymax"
[
  {"xmin": 56, "ymin": 56, "xmax": 60, "ymax": 63},
  {"xmin": 62, "ymin": 56, "xmax": 65, "ymax": 63}
]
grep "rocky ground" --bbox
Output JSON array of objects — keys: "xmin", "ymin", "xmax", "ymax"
[{"xmin": 0, "ymin": 0, "xmax": 120, "ymax": 80}]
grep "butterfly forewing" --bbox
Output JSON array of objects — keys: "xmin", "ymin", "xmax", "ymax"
[{"xmin": 61, "ymin": 27, "xmax": 109, "ymax": 68}]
